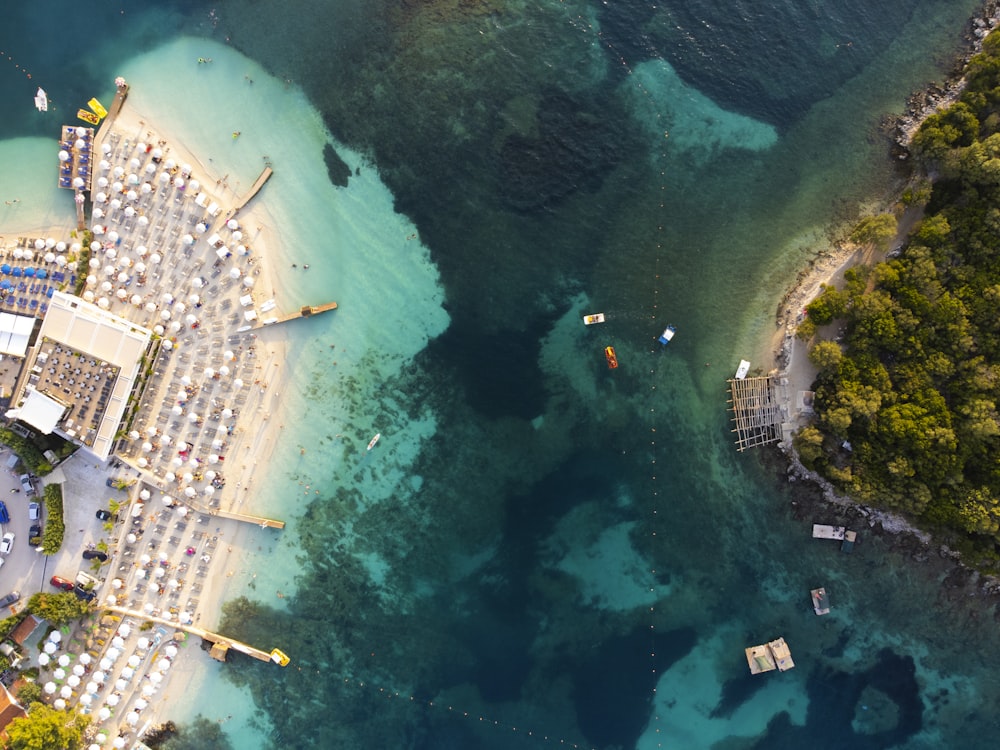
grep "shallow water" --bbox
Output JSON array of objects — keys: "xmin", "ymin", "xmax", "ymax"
[{"xmin": 4, "ymin": 1, "xmax": 1000, "ymax": 748}]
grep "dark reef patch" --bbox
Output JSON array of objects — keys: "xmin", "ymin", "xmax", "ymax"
[
  {"xmin": 750, "ymin": 647, "xmax": 922, "ymax": 749},
  {"xmin": 323, "ymin": 142, "xmax": 352, "ymax": 187},
  {"xmin": 498, "ymin": 91, "xmax": 624, "ymax": 212},
  {"xmin": 571, "ymin": 626, "xmax": 698, "ymax": 749}
]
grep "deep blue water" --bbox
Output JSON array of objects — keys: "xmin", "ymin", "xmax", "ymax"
[{"xmin": 6, "ymin": 1, "xmax": 1000, "ymax": 749}]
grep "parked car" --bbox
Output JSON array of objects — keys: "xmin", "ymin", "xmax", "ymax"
[
  {"xmin": 72, "ymin": 585, "xmax": 96, "ymax": 602},
  {"xmin": 82, "ymin": 549, "xmax": 108, "ymax": 562},
  {"xmin": 0, "ymin": 501, "xmax": 8, "ymax": 525},
  {"xmin": 28, "ymin": 524, "xmax": 42, "ymax": 547},
  {"xmin": 18, "ymin": 474, "xmax": 34, "ymax": 495},
  {"xmin": 0, "ymin": 591, "xmax": 20, "ymax": 608},
  {"xmin": 96, "ymin": 509, "xmax": 112, "ymax": 521},
  {"xmin": 28, "ymin": 502, "xmax": 40, "ymax": 521},
  {"xmin": 0, "ymin": 533, "xmax": 13, "ymax": 555},
  {"xmin": 49, "ymin": 576, "xmax": 75, "ymax": 591}
]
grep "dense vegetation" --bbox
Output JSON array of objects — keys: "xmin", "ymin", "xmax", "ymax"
[
  {"xmin": 4, "ymin": 702, "xmax": 89, "ymax": 750},
  {"xmin": 40, "ymin": 484, "xmax": 64, "ymax": 555},
  {"xmin": 796, "ymin": 30, "xmax": 1000, "ymax": 563}
]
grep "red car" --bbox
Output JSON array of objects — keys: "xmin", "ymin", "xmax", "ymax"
[{"xmin": 49, "ymin": 576, "xmax": 74, "ymax": 591}]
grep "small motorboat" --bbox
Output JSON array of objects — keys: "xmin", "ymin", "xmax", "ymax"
[
  {"xmin": 77, "ymin": 109, "xmax": 100, "ymax": 125},
  {"xmin": 583, "ymin": 313, "xmax": 606, "ymax": 325},
  {"xmin": 34, "ymin": 87, "xmax": 48, "ymax": 112},
  {"xmin": 367, "ymin": 433, "xmax": 381, "ymax": 451},
  {"xmin": 605, "ymin": 346, "xmax": 618, "ymax": 369},
  {"xmin": 657, "ymin": 325, "xmax": 676, "ymax": 345},
  {"xmin": 735, "ymin": 359, "xmax": 751, "ymax": 379}
]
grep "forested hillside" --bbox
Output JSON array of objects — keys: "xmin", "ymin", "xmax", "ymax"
[{"xmin": 796, "ymin": 30, "xmax": 1000, "ymax": 561}]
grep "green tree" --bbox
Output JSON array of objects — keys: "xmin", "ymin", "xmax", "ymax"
[
  {"xmin": 5, "ymin": 703, "xmax": 89, "ymax": 750},
  {"xmin": 15, "ymin": 682, "xmax": 42, "ymax": 706},
  {"xmin": 808, "ymin": 340, "xmax": 843, "ymax": 372},
  {"xmin": 27, "ymin": 593, "xmax": 92, "ymax": 626},
  {"xmin": 849, "ymin": 213, "xmax": 898, "ymax": 251}
]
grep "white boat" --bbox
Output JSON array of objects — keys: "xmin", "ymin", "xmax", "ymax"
[
  {"xmin": 657, "ymin": 325, "xmax": 676, "ymax": 345},
  {"xmin": 34, "ymin": 88, "xmax": 48, "ymax": 112},
  {"xmin": 367, "ymin": 433, "xmax": 381, "ymax": 451},
  {"xmin": 583, "ymin": 313, "xmax": 605, "ymax": 325},
  {"xmin": 735, "ymin": 359, "xmax": 750, "ymax": 379}
]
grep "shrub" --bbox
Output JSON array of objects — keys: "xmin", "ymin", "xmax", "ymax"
[{"xmin": 41, "ymin": 484, "xmax": 65, "ymax": 555}]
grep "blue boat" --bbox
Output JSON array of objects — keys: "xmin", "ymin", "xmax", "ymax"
[{"xmin": 657, "ymin": 325, "xmax": 676, "ymax": 345}]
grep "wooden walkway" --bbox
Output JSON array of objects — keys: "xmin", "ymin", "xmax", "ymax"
[
  {"xmin": 726, "ymin": 375, "xmax": 783, "ymax": 451},
  {"xmin": 231, "ymin": 166, "xmax": 273, "ymax": 213},
  {"xmin": 105, "ymin": 606, "xmax": 282, "ymax": 664},
  {"xmin": 261, "ymin": 301, "xmax": 339, "ymax": 328}
]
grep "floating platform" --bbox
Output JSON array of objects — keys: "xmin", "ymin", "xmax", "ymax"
[
  {"xmin": 583, "ymin": 313, "xmax": 605, "ymax": 325},
  {"xmin": 811, "ymin": 587, "xmax": 830, "ymax": 615},
  {"xmin": 745, "ymin": 637, "xmax": 795, "ymax": 674},
  {"xmin": 812, "ymin": 524, "xmax": 846, "ymax": 540}
]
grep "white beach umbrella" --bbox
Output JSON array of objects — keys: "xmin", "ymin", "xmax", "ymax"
[
  {"xmin": 107, "ymin": 230, "xmax": 119, "ymax": 243},
  {"xmin": 100, "ymin": 280, "xmax": 112, "ymax": 292},
  {"xmin": 113, "ymin": 165, "xmax": 124, "ymax": 177},
  {"xmin": 221, "ymin": 408, "xmax": 233, "ymax": 419},
  {"xmin": 135, "ymin": 568, "xmax": 146, "ymax": 579},
  {"xmin": 110, "ymin": 197, "xmax": 122, "ymax": 209},
  {"xmin": 127, "ymin": 655, "xmax": 141, "ymax": 668},
  {"xmin": 38, "ymin": 653, "xmax": 50, "ymax": 666},
  {"xmin": 234, "ymin": 378, "xmax": 244, "ymax": 389},
  {"xmin": 67, "ymin": 674, "xmax": 81, "ymax": 687},
  {"xmin": 138, "ymin": 636, "xmax": 151, "ymax": 649},
  {"xmin": 128, "ymin": 708, "xmax": 143, "ymax": 722},
  {"xmin": 136, "ymin": 262, "xmax": 147, "ymax": 273},
  {"xmin": 149, "ymin": 671, "xmax": 163, "ymax": 684},
  {"xmin": 89, "ymin": 256, "xmax": 101, "ymax": 268},
  {"xmin": 115, "ymin": 678, "xmax": 127, "ymax": 691},
  {"xmin": 53, "ymin": 699, "xmax": 66, "ymax": 711},
  {"xmin": 107, "ymin": 693, "xmax": 121, "ymax": 706},
  {"xmin": 165, "ymin": 644, "xmax": 179, "ymax": 658},
  {"xmin": 93, "ymin": 670, "xmax": 106, "ymax": 683},
  {"xmin": 141, "ymin": 181, "xmax": 152, "ymax": 194},
  {"xmin": 44, "ymin": 642, "xmax": 58, "ymax": 654},
  {"xmin": 169, "ymin": 320, "xmax": 181, "ymax": 333},
  {"xmin": 236, "ymin": 244, "xmax": 248, "ymax": 256},
  {"xmin": 177, "ymin": 505, "xmax": 189, "ymax": 516},
  {"xmin": 83, "ymin": 290, "xmax": 95, "ymax": 303},
  {"xmin": 129, "ymin": 158, "xmax": 140, "ymax": 169},
  {"xmin": 195, "ymin": 222, "xmax": 207, "ymax": 233},
  {"xmin": 159, "ymin": 171, "xmax": 171, "ymax": 184},
  {"xmin": 232, "ymin": 230, "xmax": 243, "ymax": 241},
  {"xmin": 164, "ymin": 471, "xmax": 175, "ymax": 483},
  {"xmin": 44, "ymin": 682, "xmax": 57, "ymax": 695},
  {"xmin": 73, "ymin": 176, "xmax": 85, "ymax": 188},
  {"xmin": 182, "ymin": 234, "xmax": 194, "ymax": 246},
  {"xmin": 128, "ymin": 430, "xmax": 141, "ymax": 440},
  {"xmin": 60, "ymin": 685, "xmax": 73, "ymax": 699},
  {"xmin": 119, "ymin": 624, "xmax": 131, "ymax": 638},
  {"xmin": 98, "ymin": 706, "xmax": 112, "ymax": 721},
  {"xmin": 113, "ymin": 738, "xmax": 126, "ymax": 749},
  {"xmin": 95, "ymin": 191, "xmax": 108, "ymax": 203},
  {"xmin": 86, "ymin": 274, "xmax": 97, "ymax": 286},
  {"xmin": 175, "ymin": 177, "xmax": 185, "ymax": 189},
  {"xmin": 229, "ymin": 267, "xmax": 241, "ymax": 280},
  {"xmin": 141, "ymin": 441, "xmax": 153, "ymax": 453},
  {"xmin": 107, "ymin": 647, "xmax": 121, "ymax": 661},
  {"xmin": 154, "ymin": 567, "xmax": 166, "ymax": 579},
  {"xmin": 191, "ymin": 276, "xmax": 204, "ymax": 288},
  {"xmin": 174, "ymin": 301, "xmax": 186, "ymax": 313},
  {"xmin": 100, "ymin": 657, "xmax": 113, "ymax": 670},
  {"xmin": 122, "ymin": 666, "xmax": 136, "ymax": 679},
  {"xmin": 124, "ymin": 205, "xmax": 136, "ymax": 218},
  {"xmin": 58, "ymin": 149, "xmax": 70, "ymax": 161},
  {"xmin": 227, "ymin": 218, "xmax": 239, "ymax": 230},
  {"xmin": 53, "ymin": 667, "xmax": 66, "ymax": 680},
  {"xmin": 204, "ymin": 367, "xmax": 215, "ymax": 378},
  {"xmin": 86, "ymin": 681, "xmax": 99, "ymax": 694},
  {"xmin": 80, "ymin": 694, "xmax": 93, "ymax": 707},
  {"xmin": 97, "ymin": 297, "xmax": 110, "ymax": 309},
  {"xmin": 58, "ymin": 653, "xmax": 71, "ymax": 667},
  {"xmin": 73, "ymin": 663, "xmax": 85, "ymax": 676},
  {"xmin": 92, "ymin": 224, "xmax": 105, "ymax": 235},
  {"xmin": 97, "ymin": 175, "xmax": 109, "ymax": 188},
  {"xmin": 79, "ymin": 653, "xmax": 92, "ymax": 665},
  {"xmin": 135, "ymin": 698, "xmax": 148, "ymax": 710},
  {"xmin": 145, "ymin": 162, "xmax": 157, "ymax": 174},
  {"xmin": 184, "ymin": 486, "xmax": 197, "ymax": 498},
  {"xmin": 116, "ymin": 288, "xmax": 128, "ymax": 300},
  {"xmin": 117, "ymin": 272, "xmax": 129, "ymax": 283},
  {"xmin": 243, "ymin": 276, "xmax": 255, "ymax": 287}
]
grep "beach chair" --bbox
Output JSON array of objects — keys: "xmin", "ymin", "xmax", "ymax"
[{"xmin": 39, "ymin": 303, "xmax": 47, "ymax": 314}]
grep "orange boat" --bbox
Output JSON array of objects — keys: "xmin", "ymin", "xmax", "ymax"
[{"xmin": 605, "ymin": 346, "xmax": 618, "ymax": 369}]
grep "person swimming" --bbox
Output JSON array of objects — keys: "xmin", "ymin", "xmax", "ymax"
[
  {"xmin": 232, "ymin": 131, "xmax": 241, "ymax": 139},
  {"xmin": 197, "ymin": 57, "xmax": 213, "ymax": 64}
]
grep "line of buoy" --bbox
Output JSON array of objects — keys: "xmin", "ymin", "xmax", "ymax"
[{"xmin": 564, "ymin": 14, "xmax": 672, "ymax": 748}]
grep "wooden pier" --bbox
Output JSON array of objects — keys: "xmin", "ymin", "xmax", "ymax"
[
  {"xmin": 104, "ymin": 606, "xmax": 284, "ymax": 665},
  {"xmin": 726, "ymin": 375, "xmax": 783, "ymax": 451},
  {"xmin": 254, "ymin": 301, "xmax": 339, "ymax": 330},
  {"xmin": 231, "ymin": 167, "xmax": 273, "ymax": 214}
]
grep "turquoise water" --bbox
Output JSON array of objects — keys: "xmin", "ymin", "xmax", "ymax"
[{"xmin": 5, "ymin": 1, "xmax": 1000, "ymax": 748}]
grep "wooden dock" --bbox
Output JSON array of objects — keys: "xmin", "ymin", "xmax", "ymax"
[
  {"xmin": 231, "ymin": 166, "xmax": 273, "ymax": 213},
  {"xmin": 255, "ymin": 301, "xmax": 339, "ymax": 330},
  {"xmin": 727, "ymin": 375, "xmax": 783, "ymax": 451},
  {"xmin": 104, "ymin": 606, "xmax": 284, "ymax": 665}
]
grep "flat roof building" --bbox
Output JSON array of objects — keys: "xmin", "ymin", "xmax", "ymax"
[{"xmin": 5, "ymin": 291, "xmax": 153, "ymax": 461}]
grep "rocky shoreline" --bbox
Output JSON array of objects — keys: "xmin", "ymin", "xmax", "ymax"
[
  {"xmin": 770, "ymin": 1, "xmax": 1000, "ymax": 612},
  {"xmin": 892, "ymin": 0, "xmax": 1000, "ymax": 157}
]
